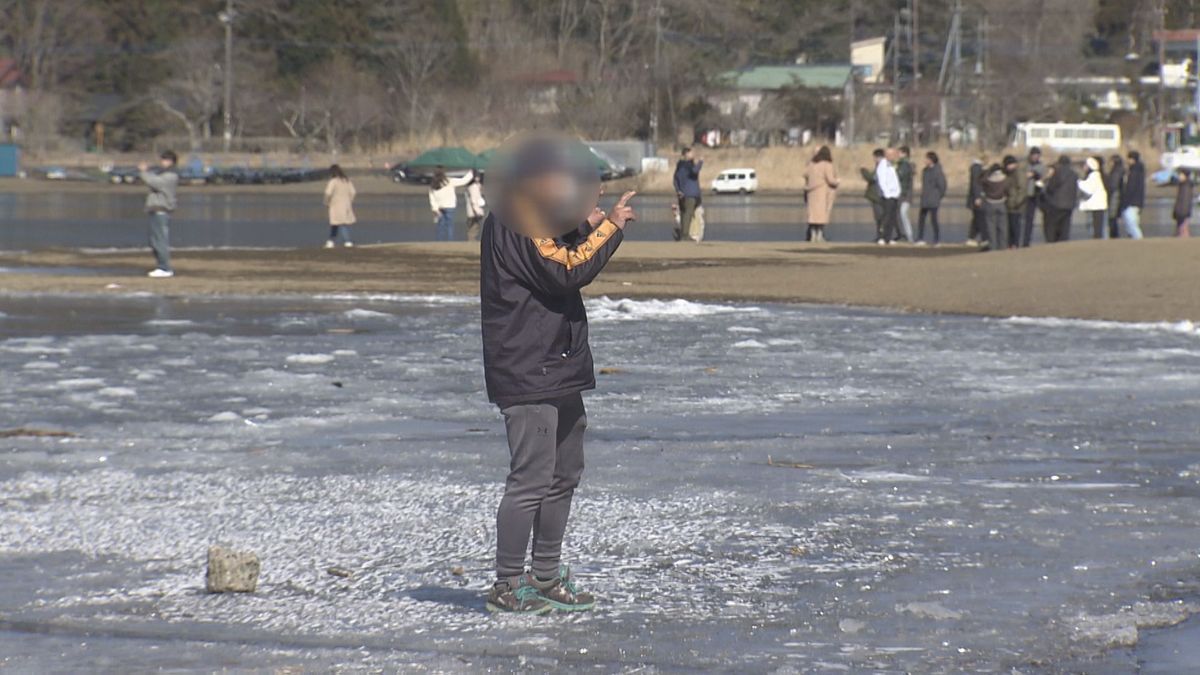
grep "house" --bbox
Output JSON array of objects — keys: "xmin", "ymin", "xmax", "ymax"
[{"xmin": 710, "ymin": 64, "xmax": 855, "ymax": 117}]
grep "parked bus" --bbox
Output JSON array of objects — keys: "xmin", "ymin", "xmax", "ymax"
[{"xmin": 1011, "ymin": 123, "xmax": 1121, "ymax": 152}]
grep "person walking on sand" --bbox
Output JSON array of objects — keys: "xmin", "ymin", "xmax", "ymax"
[
  {"xmin": 1003, "ymin": 155, "xmax": 1027, "ymax": 249},
  {"xmin": 139, "ymin": 149, "xmax": 180, "ymax": 278},
  {"xmin": 1173, "ymin": 169, "xmax": 1193, "ymax": 238},
  {"xmin": 896, "ymin": 145, "xmax": 915, "ymax": 243},
  {"xmin": 429, "ymin": 166, "xmax": 473, "ymax": 241},
  {"xmin": 480, "ymin": 139, "xmax": 638, "ymax": 614},
  {"xmin": 965, "ymin": 157, "xmax": 984, "ymax": 246},
  {"xmin": 1078, "ymin": 157, "xmax": 1108, "ymax": 239},
  {"xmin": 1042, "ymin": 155, "xmax": 1079, "ymax": 243},
  {"xmin": 323, "ymin": 164, "xmax": 356, "ymax": 248},
  {"xmin": 1105, "ymin": 154, "xmax": 1124, "ymax": 239},
  {"xmin": 917, "ymin": 151, "xmax": 946, "ymax": 245},
  {"xmin": 860, "ymin": 148, "xmax": 886, "ymax": 241},
  {"xmin": 977, "ymin": 161, "xmax": 1008, "ymax": 251},
  {"xmin": 1020, "ymin": 147, "xmax": 1047, "ymax": 247},
  {"xmin": 1119, "ymin": 150, "xmax": 1146, "ymax": 240},
  {"xmin": 875, "ymin": 148, "xmax": 902, "ymax": 245},
  {"xmin": 465, "ymin": 170, "xmax": 487, "ymax": 242},
  {"xmin": 803, "ymin": 145, "xmax": 838, "ymax": 242},
  {"xmin": 672, "ymin": 146, "xmax": 703, "ymax": 241}
]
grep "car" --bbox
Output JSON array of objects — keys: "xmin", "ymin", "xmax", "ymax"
[{"xmin": 711, "ymin": 168, "xmax": 758, "ymax": 194}]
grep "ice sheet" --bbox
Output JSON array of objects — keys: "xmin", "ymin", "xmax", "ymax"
[{"xmin": 1, "ymin": 294, "xmax": 1198, "ymax": 672}]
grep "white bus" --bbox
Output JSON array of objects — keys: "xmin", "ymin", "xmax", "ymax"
[{"xmin": 1011, "ymin": 123, "xmax": 1122, "ymax": 152}]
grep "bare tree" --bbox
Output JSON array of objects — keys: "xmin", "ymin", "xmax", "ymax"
[
  {"xmin": 0, "ymin": 0, "xmax": 98, "ymax": 91},
  {"xmin": 151, "ymin": 39, "xmax": 225, "ymax": 151}
]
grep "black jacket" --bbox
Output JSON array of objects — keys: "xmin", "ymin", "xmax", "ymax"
[
  {"xmin": 966, "ymin": 162, "xmax": 983, "ymax": 208},
  {"xmin": 1105, "ymin": 160, "xmax": 1124, "ymax": 205},
  {"xmin": 480, "ymin": 212, "xmax": 624, "ymax": 407},
  {"xmin": 1044, "ymin": 162, "xmax": 1080, "ymax": 211},
  {"xmin": 1120, "ymin": 162, "xmax": 1145, "ymax": 211},
  {"xmin": 919, "ymin": 164, "xmax": 946, "ymax": 209},
  {"xmin": 1174, "ymin": 180, "xmax": 1194, "ymax": 221}
]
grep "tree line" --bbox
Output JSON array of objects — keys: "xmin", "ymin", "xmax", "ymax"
[{"xmin": 0, "ymin": 0, "xmax": 1195, "ymax": 153}]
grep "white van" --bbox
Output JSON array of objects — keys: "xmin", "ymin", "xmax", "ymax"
[{"xmin": 711, "ymin": 168, "xmax": 758, "ymax": 194}]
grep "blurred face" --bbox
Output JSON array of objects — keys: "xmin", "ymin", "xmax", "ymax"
[
  {"xmin": 925, "ymin": 157, "xmax": 933, "ymax": 167},
  {"xmin": 884, "ymin": 148, "xmax": 899, "ymax": 162},
  {"xmin": 507, "ymin": 169, "xmax": 598, "ymax": 239},
  {"xmin": 682, "ymin": 149, "xmax": 693, "ymax": 160},
  {"xmin": 159, "ymin": 157, "xmax": 174, "ymax": 169},
  {"xmin": 1030, "ymin": 151, "xmax": 1040, "ymax": 163}
]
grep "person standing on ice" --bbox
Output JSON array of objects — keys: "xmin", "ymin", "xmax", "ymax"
[
  {"xmin": 479, "ymin": 137, "xmax": 637, "ymax": 614},
  {"xmin": 139, "ymin": 150, "xmax": 180, "ymax": 278}
]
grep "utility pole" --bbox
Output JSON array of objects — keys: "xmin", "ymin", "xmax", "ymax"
[
  {"xmin": 892, "ymin": 11, "xmax": 900, "ymax": 141},
  {"xmin": 911, "ymin": 0, "xmax": 920, "ymax": 142},
  {"xmin": 650, "ymin": 0, "xmax": 663, "ymax": 146},
  {"xmin": 219, "ymin": 0, "xmax": 236, "ymax": 153}
]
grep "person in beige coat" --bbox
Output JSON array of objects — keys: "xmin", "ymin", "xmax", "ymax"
[
  {"xmin": 803, "ymin": 145, "xmax": 839, "ymax": 242},
  {"xmin": 323, "ymin": 164, "xmax": 356, "ymax": 248}
]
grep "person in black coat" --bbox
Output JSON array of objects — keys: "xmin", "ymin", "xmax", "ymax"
[
  {"xmin": 966, "ymin": 158, "xmax": 984, "ymax": 245},
  {"xmin": 918, "ymin": 151, "xmax": 947, "ymax": 245},
  {"xmin": 480, "ymin": 137, "xmax": 638, "ymax": 613},
  {"xmin": 1174, "ymin": 169, "xmax": 1193, "ymax": 238},
  {"xmin": 1042, "ymin": 155, "xmax": 1079, "ymax": 243},
  {"xmin": 1104, "ymin": 154, "xmax": 1124, "ymax": 239},
  {"xmin": 1118, "ymin": 150, "xmax": 1146, "ymax": 239}
]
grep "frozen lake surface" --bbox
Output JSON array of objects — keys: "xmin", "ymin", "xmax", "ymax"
[{"xmin": 1, "ymin": 293, "xmax": 1199, "ymax": 672}]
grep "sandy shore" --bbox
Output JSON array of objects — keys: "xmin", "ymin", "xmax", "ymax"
[
  {"xmin": 4, "ymin": 237, "xmax": 1195, "ymax": 321},
  {"xmin": 1, "ymin": 239, "xmax": 1198, "ymax": 322}
]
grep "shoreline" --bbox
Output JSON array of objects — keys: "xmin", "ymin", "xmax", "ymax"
[{"xmin": 2, "ymin": 239, "xmax": 1198, "ymax": 323}]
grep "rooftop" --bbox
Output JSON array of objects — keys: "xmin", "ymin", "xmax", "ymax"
[{"xmin": 715, "ymin": 64, "xmax": 854, "ymax": 91}]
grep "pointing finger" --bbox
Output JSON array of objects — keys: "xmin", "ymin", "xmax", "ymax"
[{"xmin": 615, "ymin": 191, "xmax": 637, "ymax": 208}]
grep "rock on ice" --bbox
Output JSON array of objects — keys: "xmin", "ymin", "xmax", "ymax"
[{"xmin": 206, "ymin": 545, "xmax": 260, "ymax": 593}]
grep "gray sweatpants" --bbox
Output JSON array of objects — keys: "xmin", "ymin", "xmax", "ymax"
[
  {"xmin": 496, "ymin": 393, "xmax": 587, "ymax": 580},
  {"xmin": 149, "ymin": 211, "xmax": 172, "ymax": 271}
]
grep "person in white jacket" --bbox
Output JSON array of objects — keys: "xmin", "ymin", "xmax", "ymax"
[
  {"xmin": 428, "ymin": 166, "xmax": 474, "ymax": 241},
  {"xmin": 1077, "ymin": 156, "xmax": 1108, "ymax": 239},
  {"xmin": 464, "ymin": 170, "xmax": 487, "ymax": 241}
]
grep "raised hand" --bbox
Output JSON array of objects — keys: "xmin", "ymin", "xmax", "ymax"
[{"xmin": 609, "ymin": 191, "xmax": 637, "ymax": 229}]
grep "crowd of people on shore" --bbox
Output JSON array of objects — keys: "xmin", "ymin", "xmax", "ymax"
[
  {"xmin": 803, "ymin": 144, "xmax": 1194, "ymax": 249},
  {"xmin": 131, "ymin": 142, "xmax": 1196, "ymax": 277}
]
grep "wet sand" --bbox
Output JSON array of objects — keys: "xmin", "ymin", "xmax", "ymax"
[{"xmin": 1, "ymin": 239, "xmax": 1198, "ymax": 323}]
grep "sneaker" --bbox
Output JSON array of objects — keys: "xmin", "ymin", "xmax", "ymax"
[
  {"xmin": 886, "ymin": 240, "xmax": 896, "ymax": 245},
  {"xmin": 485, "ymin": 576, "xmax": 552, "ymax": 615},
  {"xmin": 532, "ymin": 566, "xmax": 596, "ymax": 612},
  {"xmin": 323, "ymin": 240, "xmax": 335, "ymax": 249},
  {"xmin": 876, "ymin": 238, "xmax": 886, "ymax": 246},
  {"xmin": 147, "ymin": 268, "xmax": 174, "ymax": 278},
  {"xmin": 914, "ymin": 240, "xmax": 927, "ymax": 246},
  {"xmin": 343, "ymin": 241, "xmax": 354, "ymax": 248}
]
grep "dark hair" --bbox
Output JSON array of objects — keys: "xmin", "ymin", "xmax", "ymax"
[
  {"xmin": 681, "ymin": 146, "xmax": 692, "ymax": 156},
  {"xmin": 160, "ymin": 149, "xmax": 178, "ymax": 165},
  {"xmin": 1127, "ymin": 150, "xmax": 1140, "ymax": 162},
  {"xmin": 1029, "ymin": 146, "xmax": 1042, "ymax": 157},
  {"xmin": 329, "ymin": 164, "xmax": 347, "ymax": 180},
  {"xmin": 925, "ymin": 151, "xmax": 939, "ymax": 164},
  {"xmin": 899, "ymin": 145, "xmax": 910, "ymax": 155},
  {"xmin": 872, "ymin": 148, "xmax": 885, "ymax": 159},
  {"xmin": 812, "ymin": 145, "xmax": 832, "ymax": 163},
  {"xmin": 431, "ymin": 166, "xmax": 448, "ymax": 190},
  {"xmin": 1002, "ymin": 154, "xmax": 1018, "ymax": 166},
  {"xmin": 1058, "ymin": 154, "xmax": 1072, "ymax": 165}
]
